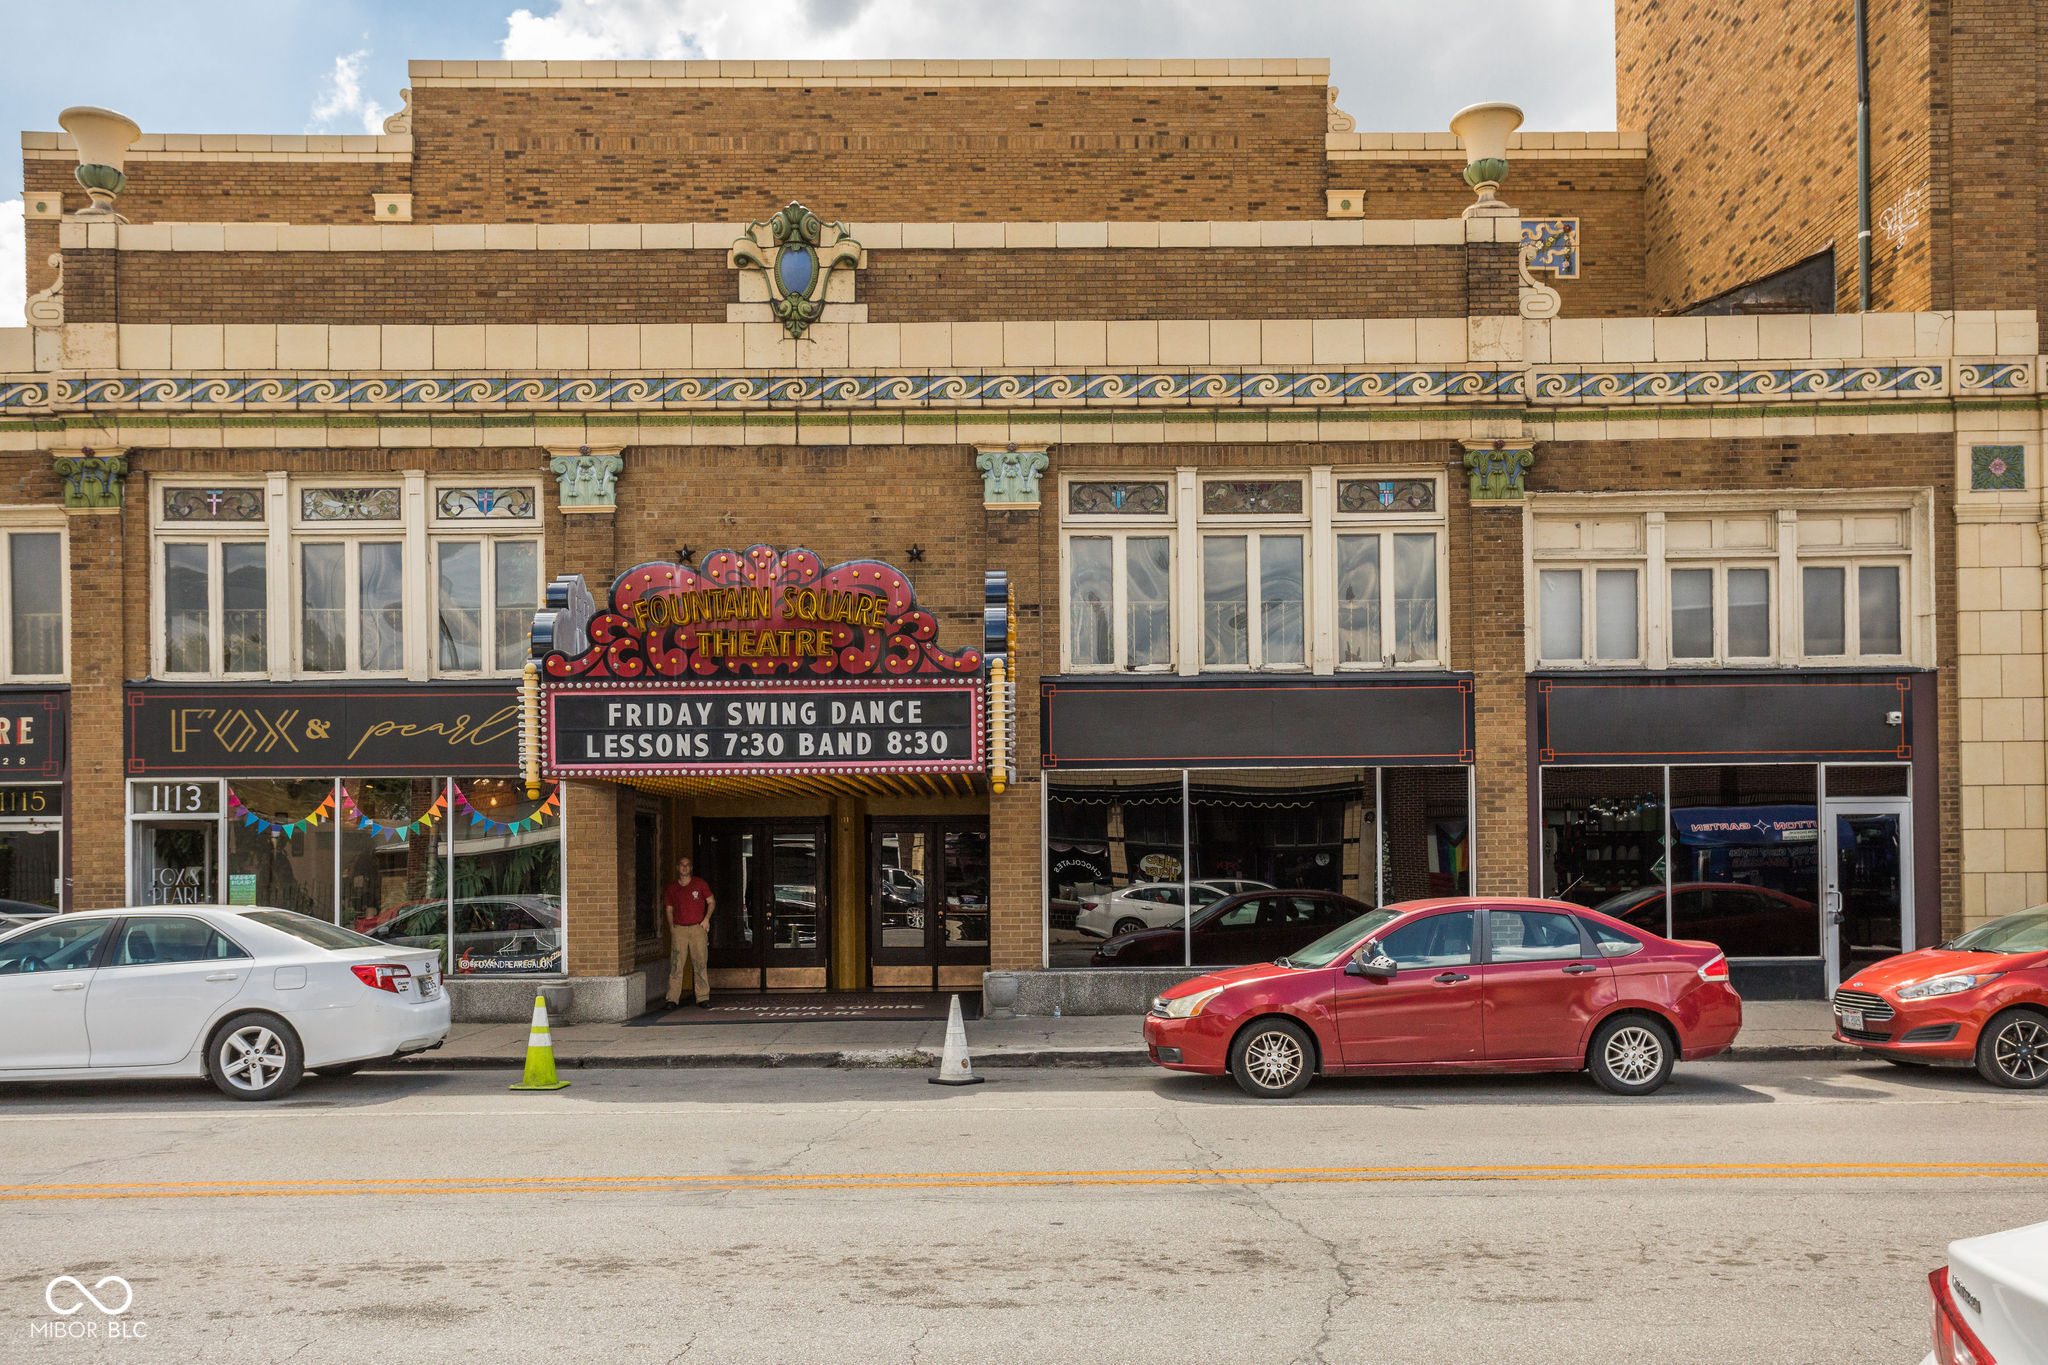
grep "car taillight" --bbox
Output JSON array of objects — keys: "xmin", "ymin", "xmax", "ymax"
[
  {"xmin": 351, "ymin": 963, "xmax": 412, "ymax": 993},
  {"xmin": 1929, "ymin": 1267, "xmax": 1995, "ymax": 1365},
  {"xmin": 1696, "ymin": 953, "xmax": 1729, "ymax": 983}
]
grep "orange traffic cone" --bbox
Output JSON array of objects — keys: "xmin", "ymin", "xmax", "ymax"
[{"xmin": 510, "ymin": 994, "xmax": 569, "ymax": 1091}]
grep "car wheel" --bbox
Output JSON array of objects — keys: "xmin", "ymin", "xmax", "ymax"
[
  {"xmin": 1228, "ymin": 1018, "xmax": 1315, "ymax": 1099},
  {"xmin": 314, "ymin": 1061, "xmax": 368, "ymax": 1079},
  {"xmin": 1975, "ymin": 1007, "xmax": 2048, "ymax": 1089},
  {"xmin": 206, "ymin": 1012, "xmax": 305, "ymax": 1102},
  {"xmin": 1588, "ymin": 1015, "xmax": 1675, "ymax": 1096},
  {"xmin": 1112, "ymin": 917, "xmax": 1146, "ymax": 938}
]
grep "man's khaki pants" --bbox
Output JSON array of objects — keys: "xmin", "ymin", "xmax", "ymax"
[{"xmin": 666, "ymin": 921, "xmax": 710, "ymax": 1005}]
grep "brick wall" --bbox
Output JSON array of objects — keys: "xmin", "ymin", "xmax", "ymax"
[
  {"xmin": 1937, "ymin": 0, "xmax": 2046, "ymax": 315},
  {"xmin": 1338, "ymin": 158, "xmax": 1649, "ymax": 317},
  {"xmin": 1618, "ymin": 0, "xmax": 1936, "ymax": 314},
  {"xmin": 59, "ymin": 243, "xmax": 1495, "ymax": 327},
  {"xmin": 410, "ymin": 85, "xmax": 1329, "ymax": 222}
]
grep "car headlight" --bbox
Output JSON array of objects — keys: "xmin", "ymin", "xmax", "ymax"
[
  {"xmin": 1096, "ymin": 941, "xmax": 1119, "ymax": 958},
  {"xmin": 1897, "ymin": 973, "xmax": 2002, "ymax": 1000},
  {"xmin": 1152, "ymin": 986, "xmax": 1226, "ymax": 1019}
]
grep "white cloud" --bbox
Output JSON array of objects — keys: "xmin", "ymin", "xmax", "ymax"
[
  {"xmin": 1, "ymin": 202, "xmax": 24, "ymax": 330},
  {"xmin": 309, "ymin": 49, "xmax": 388, "ymax": 135},
  {"xmin": 499, "ymin": 0, "xmax": 1616, "ymax": 130}
]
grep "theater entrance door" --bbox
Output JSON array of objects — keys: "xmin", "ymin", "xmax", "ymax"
[{"xmin": 695, "ymin": 819, "xmax": 830, "ymax": 991}]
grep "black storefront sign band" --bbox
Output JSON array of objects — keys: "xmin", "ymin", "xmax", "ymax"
[
  {"xmin": 125, "ymin": 683, "xmax": 521, "ymax": 776},
  {"xmin": 1535, "ymin": 672, "xmax": 1916, "ymax": 765},
  {"xmin": 0, "ymin": 688, "xmax": 66, "ymax": 778},
  {"xmin": 1040, "ymin": 675, "xmax": 1476, "ymax": 769}
]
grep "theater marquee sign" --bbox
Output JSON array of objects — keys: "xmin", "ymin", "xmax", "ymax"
[{"xmin": 533, "ymin": 545, "xmax": 985, "ymax": 779}]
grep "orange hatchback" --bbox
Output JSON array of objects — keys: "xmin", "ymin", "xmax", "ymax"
[{"xmin": 1833, "ymin": 908, "xmax": 2048, "ymax": 1087}]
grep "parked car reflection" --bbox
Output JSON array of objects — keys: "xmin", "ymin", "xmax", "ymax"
[
  {"xmin": 1592, "ymin": 881, "xmax": 1817, "ymax": 958},
  {"xmin": 1092, "ymin": 890, "xmax": 1372, "ymax": 966},
  {"xmin": 364, "ymin": 895, "xmax": 563, "ymax": 974}
]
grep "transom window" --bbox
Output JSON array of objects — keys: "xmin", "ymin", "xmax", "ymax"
[
  {"xmin": 1530, "ymin": 497, "xmax": 1926, "ymax": 669},
  {"xmin": 154, "ymin": 476, "xmax": 542, "ymax": 681},
  {"xmin": 1059, "ymin": 469, "xmax": 1446, "ymax": 675}
]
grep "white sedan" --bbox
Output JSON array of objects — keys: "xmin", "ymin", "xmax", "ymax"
[
  {"xmin": 0, "ymin": 906, "xmax": 450, "ymax": 1101},
  {"xmin": 1927, "ymin": 1218, "xmax": 2048, "ymax": 1365},
  {"xmin": 1072, "ymin": 879, "xmax": 1272, "ymax": 939}
]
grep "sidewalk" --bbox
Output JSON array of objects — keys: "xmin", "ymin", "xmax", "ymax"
[{"xmin": 399, "ymin": 1000, "xmax": 1850, "ymax": 1070}]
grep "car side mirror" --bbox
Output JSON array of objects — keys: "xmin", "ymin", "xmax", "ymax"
[{"xmin": 1345, "ymin": 940, "xmax": 1398, "ymax": 980}]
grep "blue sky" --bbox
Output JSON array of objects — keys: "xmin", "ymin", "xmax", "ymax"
[{"xmin": 2, "ymin": 0, "xmax": 1616, "ymax": 325}]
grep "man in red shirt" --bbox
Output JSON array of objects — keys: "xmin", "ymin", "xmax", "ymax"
[{"xmin": 661, "ymin": 855, "xmax": 716, "ymax": 1009}]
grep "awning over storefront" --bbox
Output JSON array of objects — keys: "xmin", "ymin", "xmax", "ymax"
[{"xmin": 1040, "ymin": 674, "xmax": 1474, "ymax": 769}]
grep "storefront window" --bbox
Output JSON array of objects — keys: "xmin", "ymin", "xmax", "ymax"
[
  {"xmin": 1382, "ymin": 766, "xmax": 1470, "ymax": 902},
  {"xmin": 225, "ymin": 779, "xmax": 338, "ymax": 921},
  {"xmin": 449, "ymin": 778, "xmax": 563, "ymax": 975},
  {"xmin": 1542, "ymin": 768, "xmax": 1667, "ymax": 915},
  {"xmin": 1048, "ymin": 766, "xmax": 1469, "ymax": 969},
  {"xmin": 341, "ymin": 778, "xmax": 444, "ymax": 940},
  {"xmin": 1665, "ymin": 765, "xmax": 1820, "ymax": 957},
  {"xmin": 0, "ymin": 826, "xmax": 60, "ymax": 908}
]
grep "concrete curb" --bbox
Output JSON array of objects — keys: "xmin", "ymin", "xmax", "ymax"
[{"xmin": 394, "ymin": 1043, "xmax": 1857, "ymax": 1071}]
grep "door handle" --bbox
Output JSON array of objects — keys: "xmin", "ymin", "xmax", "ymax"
[
  {"xmin": 205, "ymin": 973, "xmax": 239, "ymax": 982},
  {"xmin": 1562, "ymin": 963, "xmax": 1599, "ymax": 975},
  {"xmin": 1433, "ymin": 972, "xmax": 1470, "ymax": 984},
  {"xmin": 50, "ymin": 981, "xmax": 85, "ymax": 992}
]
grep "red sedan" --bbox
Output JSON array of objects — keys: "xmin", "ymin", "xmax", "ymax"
[
  {"xmin": 1832, "ymin": 907, "xmax": 2048, "ymax": 1087},
  {"xmin": 1143, "ymin": 896, "xmax": 1742, "ymax": 1098}
]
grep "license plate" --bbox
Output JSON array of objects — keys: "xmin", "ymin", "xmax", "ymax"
[
  {"xmin": 1841, "ymin": 1009, "xmax": 1864, "ymax": 1031},
  {"xmin": 418, "ymin": 973, "xmax": 439, "ymax": 999}
]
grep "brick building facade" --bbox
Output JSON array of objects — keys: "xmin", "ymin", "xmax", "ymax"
[{"xmin": 4, "ymin": 34, "xmax": 2043, "ymax": 1018}]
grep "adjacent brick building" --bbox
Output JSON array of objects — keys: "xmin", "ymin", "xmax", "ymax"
[{"xmin": 4, "ymin": 32, "xmax": 2043, "ymax": 1020}]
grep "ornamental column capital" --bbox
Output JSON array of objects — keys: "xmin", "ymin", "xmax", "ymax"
[
  {"xmin": 975, "ymin": 447, "xmax": 1051, "ymax": 509},
  {"xmin": 51, "ymin": 444, "xmax": 131, "ymax": 513},
  {"xmin": 1459, "ymin": 438, "xmax": 1536, "ymax": 504},
  {"xmin": 546, "ymin": 445, "xmax": 625, "ymax": 514}
]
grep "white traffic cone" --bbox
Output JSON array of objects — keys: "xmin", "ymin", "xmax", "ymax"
[{"xmin": 929, "ymin": 993, "xmax": 984, "ymax": 1086}]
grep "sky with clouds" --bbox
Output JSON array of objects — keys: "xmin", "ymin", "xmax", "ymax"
[{"xmin": 2, "ymin": 0, "xmax": 1615, "ymax": 327}]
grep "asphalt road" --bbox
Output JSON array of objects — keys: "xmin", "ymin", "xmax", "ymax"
[{"xmin": 1, "ymin": 1060, "xmax": 2042, "ymax": 1364}]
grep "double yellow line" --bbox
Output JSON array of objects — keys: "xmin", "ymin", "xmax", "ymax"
[{"xmin": 2, "ymin": 1162, "xmax": 2042, "ymax": 1202}]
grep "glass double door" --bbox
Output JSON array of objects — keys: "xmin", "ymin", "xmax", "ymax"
[
  {"xmin": 1822, "ymin": 796, "xmax": 1911, "ymax": 993},
  {"xmin": 869, "ymin": 821, "xmax": 991, "ymax": 981},
  {"xmin": 696, "ymin": 819, "xmax": 829, "ymax": 988}
]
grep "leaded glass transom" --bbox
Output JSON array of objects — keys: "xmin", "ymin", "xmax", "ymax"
[
  {"xmin": 163, "ymin": 487, "xmax": 264, "ymax": 522},
  {"xmin": 302, "ymin": 487, "xmax": 402, "ymax": 522},
  {"xmin": 1202, "ymin": 480, "xmax": 1303, "ymax": 516},
  {"xmin": 1067, "ymin": 481, "xmax": 1169, "ymax": 516},
  {"xmin": 436, "ymin": 487, "xmax": 537, "ymax": 520},
  {"xmin": 1337, "ymin": 479, "xmax": 1436, "ymax": 514}
]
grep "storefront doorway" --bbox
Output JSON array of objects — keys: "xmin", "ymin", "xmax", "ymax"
[
  {"xmin": 132, "ymin": 821, "xmax": 216, "ymax": 907},
  {"xmin": 697, "ymin": 818, "xmax": 831, "ymax": 991},
  {"xmin": 1823, "ymin": 796, "xmax": 1911, "ymax": 994},
  {"xmin": 869, "ymin": 819, "xmax": 990, "ymax": 990}
]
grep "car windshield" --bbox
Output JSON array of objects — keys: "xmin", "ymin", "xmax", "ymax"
[
  {"xmin": 1286, "ymin": 909, "xmax": 1400, "ymax": 968},
  {"xmin": 244, "ymin": 909, "xmax": 383, "ymax": 950},
  {"xmin": 1591, "ymin": 886, "xmax": 1658, "ymax": 916},
  {"xmin": 1946, "ymin": 910, "xmax": 2048, "ymax": 955}
]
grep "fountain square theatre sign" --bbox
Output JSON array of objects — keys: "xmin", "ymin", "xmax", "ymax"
[{"xmin": 532, "ymin": 545, "xmax": 985, "ymax": 779}]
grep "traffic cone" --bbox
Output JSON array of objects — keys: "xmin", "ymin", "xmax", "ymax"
[
  {"xmin": 510, "ymin": 994, "xmax": 570, "ymax": 1091},
  {"xmin": 929, "ymin": 993, "xmax": 984, "ymax": 1086}
]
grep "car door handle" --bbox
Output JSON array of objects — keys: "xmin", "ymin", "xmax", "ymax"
[
  {"xmin": 205, "ymin": 972, "xmax": 240, "ymax": 982},
  {"xmin": 1562, "ymin": 963, "xmax": 1599, "ymax": 975},
  {"xmin": 1434, "ymin": 972, "xmax": 1470, "ymax": 984},
  {"xmin": 50, "ymin": 981, "xmax": 85, "ymax": 992}
]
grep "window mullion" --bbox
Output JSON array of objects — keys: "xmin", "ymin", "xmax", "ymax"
[
  {"xmin": 1380, "ymin": 532, "xmax": 1396, "ymax": 668},
  {"xmin": 1110, "ymin": 534, "xmax": 1129, "ymax": 670}
]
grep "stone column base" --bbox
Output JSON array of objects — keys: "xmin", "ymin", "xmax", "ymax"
[{"xmin": 446, "ymin": 971, "xmax": 650, "ymax": 1023}]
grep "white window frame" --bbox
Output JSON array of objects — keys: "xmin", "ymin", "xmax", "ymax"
[
  {"xmin": 1325, "ymin": 473, "xmax": 1450, "ymax": 673},
  {"xmin": 1196, "ymin": 474, "xmax": 1311, "ymax": 673},
  {"xmin": 429, "ymin": 532, "xmax": 547, "ymax": 677},
  {"xmin": 1526, "ymin": 491, "xmax": 1935, "ymax": 671},
  {"xmin": 1665, "ymin": 560, "xmax": 1777, "ymax": 666},
  {"xmin": 149, "ymin": 479, "xmax": 270, "ymax": 681},
  {"xmin": 0, "ymin": 518, "xmax": 70, "ymax": 684},
  {"xmin": 1534, "ymin": 564, "xmax": 1644, "ymax": 666},
  {"xmin": 293, "ymin": 535, "xmax": 408, "ymax": 677},
  {"xmin": 1796, "ymin": 557, "xmax": 1912, "ymax": 663},
  {"xmin": 151, "ymin": 472, "xmax": 544, "ymax": 683},
  {"xmin": 1057, "ymin": 476, "xmax": 1177, "ymax": 674}
]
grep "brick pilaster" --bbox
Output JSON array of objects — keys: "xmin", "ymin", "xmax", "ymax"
[
  {"xmin": 1469, "ymin": 500, "xmax": 1530, "ymax": 897},
  {"xmin": 64, "ymin": 463, "xmax": 128, "ymax": 911}
]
